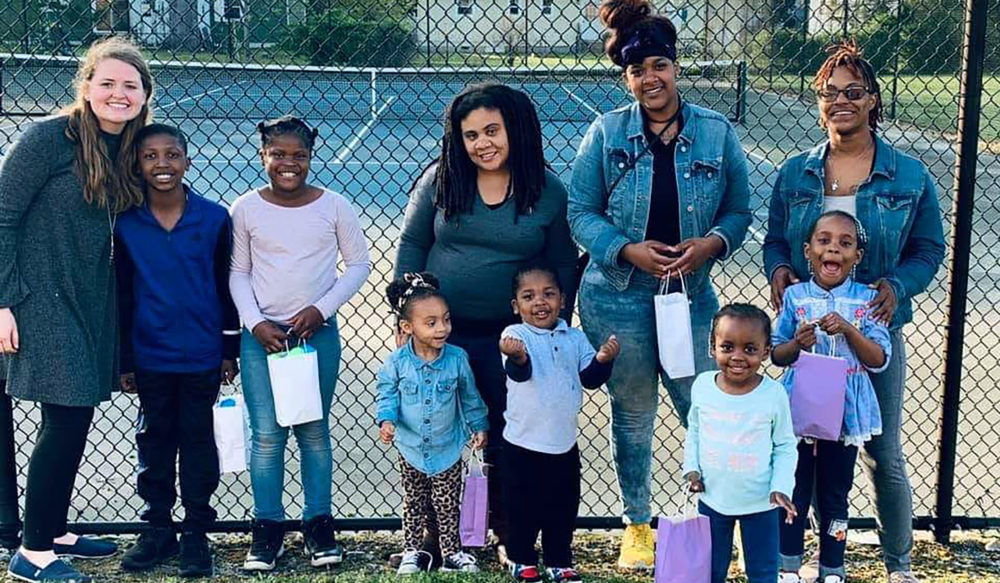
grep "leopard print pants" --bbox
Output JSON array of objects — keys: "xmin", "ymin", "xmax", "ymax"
[{"xmin": 399, "ymin": 456, "xmax": 463, "ymax": 557}]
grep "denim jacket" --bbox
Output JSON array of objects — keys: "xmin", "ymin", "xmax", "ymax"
[
  {"xmin": 763, "ymin": 135, "xmax": 946, "ymax": 329},
  {"xmin": 375, "ymin": 341, "xmax": 489, "ymax": 476},
  {"xmin": 568, "ymin": 101, "xmax": 751, "ymax": 295}
]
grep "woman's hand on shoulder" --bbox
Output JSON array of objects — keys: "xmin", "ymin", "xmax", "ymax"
[
  {"xmin": 867, "ymin": 278, "xmax": 897, "ymax": 325},
  {"xmin": 0, "ymin": 308, "xmax": 18, "ymax": 354},
  {"xmin": 770, "ymin": 266, "xmax": 800, "ymax": 311},
  {"xmin": 620, "ymin": 241, "xmax": 676, "ymax": 278},
  {"xmin": 252, "ymin": 321, "xmax": 288, "ymax": 354}
]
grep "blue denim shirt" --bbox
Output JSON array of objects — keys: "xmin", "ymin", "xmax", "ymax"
[
  {"xmin": 763, "ymin": 135, "xmax": 946, "ymax": 329},
  {"xmin": 568, "ymin": 101, "xmax": 752, "ymax": 295},
  {"xmin": 375, "ymin": 341, "xmax": 489, "ymax": 476}
]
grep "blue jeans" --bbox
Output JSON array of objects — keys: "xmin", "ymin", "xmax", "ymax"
[
  {"xmin": 698, "ymin": 502, "xmax": 778, "ymax": 583},
  {"xmin": 580, "ymin": 268, "xmax": 717, "ymax": 525},
  {"xmin": 240, "ymin": 320, "xmax": 341, "ymax": 521},
  {"xmin": 860, "ymin": 329, "xmax": 913, "ymax": 572}
]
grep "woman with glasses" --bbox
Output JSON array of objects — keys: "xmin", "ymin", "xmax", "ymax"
[{"xmin": 763, "ymin": 41, "xmax": 945, "ymax": 583}]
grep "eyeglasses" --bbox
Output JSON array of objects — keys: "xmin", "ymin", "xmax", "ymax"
[{"xmin": 816, "ymin": 87, "xmax": 870, "ymax": 102}]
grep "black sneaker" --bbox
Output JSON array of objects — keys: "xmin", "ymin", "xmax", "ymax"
[
  {"xmin": 0, "ymin": 522, "xmax": 21, "ymax": 551},
  {"xmin": 178, "ymin": 532, "xmax": 213, "ymax": 578},
  {"xmin": 243, "ymin": 519, "xmax": 285, "ymax": 571},
  {"xmin": 121, "ymin": 526, "xmax": 179, "ymax": 571},
  {"xmin": 302, "ymin": 515, "xmax": 343, "ymax": 567}
]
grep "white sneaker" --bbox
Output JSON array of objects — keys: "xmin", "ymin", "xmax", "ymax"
[
  {"xmin": 397, "ymin": 550, "xmax": 431, "ymax": 575},
  {"xmin": 441, "ymin": 551, "xmax": 479, "ymax": 572},
  {"xmin": 822, "ymin": 576, "xmax": 845, "ymax": 583},
  {"xmin": 779, "ymin": 573, "xmax": 804, "ymax": 583}
]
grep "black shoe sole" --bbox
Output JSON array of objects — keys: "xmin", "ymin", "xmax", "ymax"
[
  {"xmin": 178, "ymin": 564, "xmax": 213, "ymax": 578},
  {"xmin": 121, "ymin": 548, "xmax": 179, "ymax": 572}
]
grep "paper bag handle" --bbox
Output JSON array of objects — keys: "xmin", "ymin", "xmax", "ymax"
[
  {"xmin": 466, "ymin": 448, "xmax": 486, "ymax": 478},
  {"xmin": 656, "ymin": 271, "xmax": 688, "ymax": 298}
]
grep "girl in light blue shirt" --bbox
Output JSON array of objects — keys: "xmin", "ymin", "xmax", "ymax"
[
  {"xmin": 375, "ymin": 272, "xmax": 488, "ymax": 575},
  {"xmin": 683, "ymin": 304, "xmax": 798, "ymax": 583}
]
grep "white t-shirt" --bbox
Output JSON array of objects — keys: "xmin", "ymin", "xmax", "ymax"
[{"xmin": 824, "ymin": 194, "xmax": 857, "ymax": 217}]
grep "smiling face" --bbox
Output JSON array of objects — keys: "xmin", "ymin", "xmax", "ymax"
[
  {"xmin": 805, "ymin": 213, "xmax": 864, "ymax": 290},
  {"xmin": 625, "ymin": 56, "xmax": 679, "ymax": 116},
  {"xmin": 459, "ymin": 107, "xmax": 509, "ymax": 173},
  {"xmin": 260, "ymin": 133, "xmax": 312, "ymax": 195},
  {"xmin": 400, "ymin": 295, "xmax": 452, "ymax": 352},
  {"xmin": 711, "ymin": 316, "xmax": 769, "ymax": 389},
  {"xmin": 83, "ymin": 58, "xmax": 147, "ymax": 134},
  {"xmin": 818, "ymin": 65, "xmax": 878, "ymax": 136},
  {"xmin": 137, "ymin": 133, "xmax": 189, "ymax": 195},
  {"xmin": 512, "ymin": 269, "xmax": 564, "ymax": 330}
]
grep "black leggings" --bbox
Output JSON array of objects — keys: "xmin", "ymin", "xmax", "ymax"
[
  {"xmin": 22, "ymin": 403, "xmax": 94, "ymax": 551},
  {"xmin": 0, "ymin": 384, "xmax": 21, "ymax": 535}
]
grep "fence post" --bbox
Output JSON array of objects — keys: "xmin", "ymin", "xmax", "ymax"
[
  {"xmin": 934, "ymin": 0, "xmax": 988, "ymax": 545},
  {"xmin": 889, "ymin": 0, "xmax": 903, "ymax": 119}
]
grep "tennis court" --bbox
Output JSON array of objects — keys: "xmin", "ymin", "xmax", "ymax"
[{"xmin": 0, "ymin": 53, "xmax": 996, "ymax": 528}]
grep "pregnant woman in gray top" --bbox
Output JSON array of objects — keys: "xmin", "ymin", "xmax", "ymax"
[
  {"xmin": 0, "ymin": 37, "xmax": 153, "ymax": 583},
  {"xmin": 395, "ymin": 83, "xmax": 578, "ymax": 559}
]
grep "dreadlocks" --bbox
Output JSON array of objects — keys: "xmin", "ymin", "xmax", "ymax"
[
  {"xmin": 434, "ymin": 84, "xmax": 546, "ymax": 221},
  {"xmin": 814, "ymin": 39, "xmax": 883, "ymax": 131}
]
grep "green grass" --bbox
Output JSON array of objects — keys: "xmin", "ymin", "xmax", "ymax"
[
  {"xmin": 24, "ymin": 531, "xmax": 1000, "ymax": 583},
  {"xmin": 751, "ymin": 72, "xmax": 1000, "ymax": 144}
]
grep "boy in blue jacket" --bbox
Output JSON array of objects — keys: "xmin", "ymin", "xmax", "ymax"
[{"xmin": 115, "ymin": 124, "xmax": 240, "ymax": 578}]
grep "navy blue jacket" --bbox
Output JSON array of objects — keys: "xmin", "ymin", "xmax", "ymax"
[{"xmin": 115, "ymin": 187, "xmax": 240, "ymax": 374}]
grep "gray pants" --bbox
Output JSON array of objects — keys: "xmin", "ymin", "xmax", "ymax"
[{"xmin": 859, "ymin": 329, "xmax": 913, "ymax": 573}]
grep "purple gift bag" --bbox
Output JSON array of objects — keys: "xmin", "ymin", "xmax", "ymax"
[
  {"xmin": 790, "ymin": 336, "xmax": 849, "ymax": 441},
  {"xmin": 459, "ymin": 451, "xmax": 488, "ymax": 547},
  {"xmin": 654, "ymin": 494, "xmax": 711, "ymax": 583}
]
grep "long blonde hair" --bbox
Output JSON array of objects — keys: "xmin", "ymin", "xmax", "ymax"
[{"xmin": 62, "ymin": 36, "xmax": 154, "ymax": 212}]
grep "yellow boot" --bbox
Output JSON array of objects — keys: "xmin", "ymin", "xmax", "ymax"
[{"xmin": 617, "ymin": 523, "xmax": 655, "ymax": 570}]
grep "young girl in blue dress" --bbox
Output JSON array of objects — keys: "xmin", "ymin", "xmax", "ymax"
[{"xmin": 772, "ymin": 210, "xmax": 892, "ymax": 583}]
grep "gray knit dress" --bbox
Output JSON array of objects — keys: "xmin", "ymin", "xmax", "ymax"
[{"xmin": 0, "ymin": 115, "xmax": 119, "ymax": 407}]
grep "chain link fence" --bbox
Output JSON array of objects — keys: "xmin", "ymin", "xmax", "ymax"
[{"xmin": 0, "ymin": 0, "xmax": 995, "ymax": 537}]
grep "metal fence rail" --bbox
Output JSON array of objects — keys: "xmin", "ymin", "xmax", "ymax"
[{"xmin": 0, "ymin": 0, "xmax": 995, "ymax": 543}]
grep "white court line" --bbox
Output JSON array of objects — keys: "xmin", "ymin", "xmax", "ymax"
[
  {"xmin": 333, "ymin": 97, "xmax": 397, "ymax": 165},
  {"xmin": 157, "ymin": 80, "xmax": 246, "ymax": 110},
  {"xmin": 562, "ymin": 87, "xmax": 601, "ymax": 118}
]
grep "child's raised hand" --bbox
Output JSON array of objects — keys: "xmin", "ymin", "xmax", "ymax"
[
  {"xmin": 220, "ymin": 359, "xmax": 238, "ymax": 385},
  {"xmin": 818, "ymin": 312, "xmax": 855, "ymax": 337},
  {"xmin": 470, "ymin": 431, "xmax": 488, "ymax": 450},
  {"xmin": 684, "ymin": 471, "xmax": 705, "ymax": 493},
  {"xmin": 379, "ymin": 421, "xmax": 396, "ymax": 444},
  {"xmin": 596, "ymin": 334, "xmax": 620, "ymax": 364},
  {"xmin": 770, "ymin": 492, "xmax": 797, "ymax": 523},
  {"xmin": 119, "ymin": 373, "xmax": 137, "ymax": 395},
  {"xmin": 793, "ymin": 321, "xmax": 817, "ymax": 351},
  {"xmin": 252, "ymin": 321, "xmax": 288, "ymax": 353},
  {"xmin": 289, "ymin": 305, "xmax": 325, "ymax": 339},
  {"xmin": 499, "ymin": 337, "xmax": 528, "ymax": 364}
]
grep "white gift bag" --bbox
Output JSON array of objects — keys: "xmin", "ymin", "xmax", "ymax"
[
  {"xmin": 654, "ymin": 274, "xmax": 696, "ymax": 379},
  {"xmin": 266, "ymin": 341, "xmax": 323, "ymax": 427},
  {"xmin": 213, "ymin": 394, "xmax": 249, "ymax": 473}
]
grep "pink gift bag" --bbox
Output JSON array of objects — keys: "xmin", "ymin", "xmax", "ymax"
[
  {"xmin": 790, "ymin": 336, "xmax": 849, "ymax": 441},
  {"xmin": 459, "ymin": 450, "xmax": 488, "ymax": 547},
  {"xmin": 655, "ymin": 493, "xmax": 711, "ymax": 583}
]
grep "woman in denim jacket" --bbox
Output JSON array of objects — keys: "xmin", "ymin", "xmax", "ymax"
[
  {"xmin": 763, "ymin": 42, "xmax": 945, "ymax": 583},
  {"xmin": 567, "ymin": 0, "xmax": 750, "ymax": 569}
]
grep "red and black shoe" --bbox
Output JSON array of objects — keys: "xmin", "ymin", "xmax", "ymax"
[{"xmin": 510, "ymin": 563, "xmax": 542, "ymax": 583}]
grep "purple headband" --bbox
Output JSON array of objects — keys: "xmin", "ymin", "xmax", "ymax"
[{"xmin": 620, "ymin": 28, "xmax": 677, "ymax": 65}]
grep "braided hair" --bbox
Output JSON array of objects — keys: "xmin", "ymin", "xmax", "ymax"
[
  {"xmin": 434, "ymin": 84, "xmax": 546, "ymax": 221},
  {"xmin": 257, "ymin": 115, "xmax": 319, "ymax": 151},
  {"xmin": 814, "ymin": 40, "xmax": 883, "ymax": 132},
  {"xmin": 386, "ymin": 272, "xmax": 447, "ymax": 321}
]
